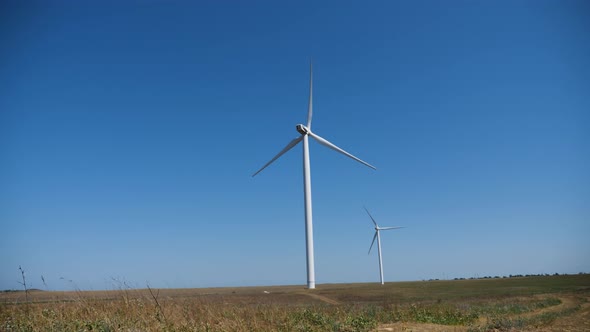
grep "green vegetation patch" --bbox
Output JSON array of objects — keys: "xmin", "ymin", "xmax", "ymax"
[
  {"xmin": 473, "ymin": 296, "xmax": 561, "ymax": 316},
  {"xmin": 399, "ymin": 303, "xmax": 478, "ymax": 325},
  {"xmin": 285, "ymin": 307, "xmax": 378, "ymax": 332}
]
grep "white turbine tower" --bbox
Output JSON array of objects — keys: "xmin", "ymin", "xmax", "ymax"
[
  {"xmin": 253, "ymin": 62, "xmax": 376, "ymax": 289},
  {"xmin": 365, "ymin": 207, "xmax": 404, "ymax": 285}
]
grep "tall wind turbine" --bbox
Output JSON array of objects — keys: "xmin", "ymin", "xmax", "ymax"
[
  {"xmin": 365, "ymin": 207, "xmax": 404, "ymax": 285},
  {"xmin": 252, "ymin": 62, "xmax": 376, "ymax": 289}
]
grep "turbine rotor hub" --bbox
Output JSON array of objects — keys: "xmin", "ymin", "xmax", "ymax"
[{"xmin": 296, "ymin": 124, "xmax": 309, "ymax": 135}]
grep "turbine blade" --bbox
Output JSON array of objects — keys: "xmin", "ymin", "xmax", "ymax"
[
  {"xmin": 308, "ymin": 131, "xmax": 376, "ymax": 170},
  {"xmin": 364, "ymin": 206, "xmax": 378, "ymax": 227},
  {"xmin": 252, "ymin": 135, "xmax": 304, "ymax": 177},
  {"xmin": 368, "ymin": 231, "xmax": 378, "ymax": 254},
  {"xmin": 307, "ymin": 60, "xmax": 313, "ymax": 129},
  {"xmin": 380, "ymin": 226, "xmax": 404, "ymax": 230}
]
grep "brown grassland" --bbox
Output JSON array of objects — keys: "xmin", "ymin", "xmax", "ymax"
[{"xmin": 1, "ymin": 274, "xmax": 589, "ymax": 331}]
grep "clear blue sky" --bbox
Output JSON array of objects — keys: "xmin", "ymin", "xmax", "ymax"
[{"xmin": 1, "ymin": 1, "xmax": 589, "ymax": 291}]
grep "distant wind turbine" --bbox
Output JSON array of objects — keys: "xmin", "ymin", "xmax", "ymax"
[
  {"xmin": 365, "ymin": 207, "xmax": 404, "ymax": 285},
  {"xmin": 252, "ymin": 62, "xmax": 376, "ymax": 289}
]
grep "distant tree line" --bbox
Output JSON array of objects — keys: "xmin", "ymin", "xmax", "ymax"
[{"xmin": 427, "ymin": 272, "xmax": 587, "ymax": 282}]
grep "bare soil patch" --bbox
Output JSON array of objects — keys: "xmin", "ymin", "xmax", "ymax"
[
  {"xmin": 298, "ymin": 291, "xmax": 342, "ymax": 305},
  {"xmin": 378, "ymin": 322, "xmax": 468, "ymax": 331}
]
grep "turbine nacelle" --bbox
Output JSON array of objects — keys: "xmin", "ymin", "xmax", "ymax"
[{"xmin": 296, "ymin": 124, "xmax": 310, "ymax": 135}]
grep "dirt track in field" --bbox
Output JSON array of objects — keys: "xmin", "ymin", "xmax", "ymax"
[
  {"xmin": 297, "ymin": 291, "xmax": 342, "ymax": 305},
  {"xmin": 522, "ymin": 294, "xmax": 590, "ymax": 332},
  {"xmin": 377, "ymin": 294, "xmax": 590, "ymax": 332},
  {"xmin": 378, "ymin": 322, "xmax": 468, "ymax": 332}
]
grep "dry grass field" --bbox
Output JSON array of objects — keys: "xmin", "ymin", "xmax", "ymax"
[{"xmin": 1, "ymin": 274, "xmax": 589, "ymax": 331}]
